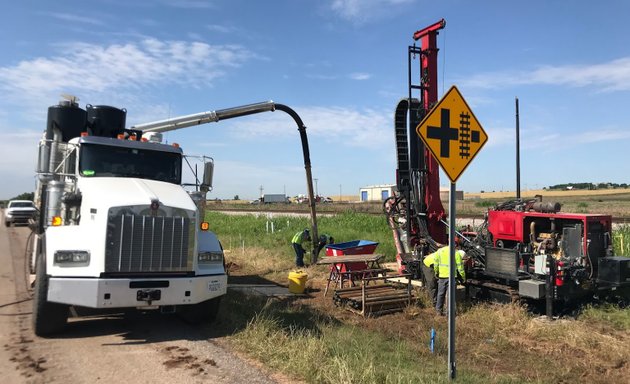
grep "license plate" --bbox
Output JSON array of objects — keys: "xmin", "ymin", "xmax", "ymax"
[
  {"xmin": 208, "ymin": 280, "xmax": 221, "ymax": 292},
  {"xmin": 136, "ymin": 289, "xmax": 161, "ymax": 301}
]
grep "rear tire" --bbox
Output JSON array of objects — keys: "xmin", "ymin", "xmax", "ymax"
[
  {"xmin": 32, "ymin": 253, "xmax": 69, "ymax": 336},
  {"xmin": 179, "ymin": 297, "xmax": 221, "ymax": 324},
  {"xmin": 5, "ymin": 220, "xmax": 10, "ymax": 227}
]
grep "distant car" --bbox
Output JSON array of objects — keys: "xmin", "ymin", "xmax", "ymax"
[
  {"xmin": 4, "ymin": 200, "xmax": 37, "ymax": 227},
  {"xmin": 322, "ymin": 197, "xmax": 333, "ymax": 203}
]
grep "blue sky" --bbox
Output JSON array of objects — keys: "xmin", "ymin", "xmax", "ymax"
[{"xmin": 1, "ymin": 0, "xmax": 629, "ymax": 200}]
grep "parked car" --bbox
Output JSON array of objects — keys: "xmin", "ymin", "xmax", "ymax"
[{"xmin": 4, "ymin": 200, "xmax": 37, "ymax": 226}]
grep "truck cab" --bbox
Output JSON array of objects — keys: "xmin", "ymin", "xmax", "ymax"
[{"xmin": 32, "ymin": 100, "xmax": 227, "ymax": 335}]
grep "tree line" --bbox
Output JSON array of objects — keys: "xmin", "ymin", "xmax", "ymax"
[{"xmin": 547, "ymin": 182, "xmax": 628, "ymax": 190}]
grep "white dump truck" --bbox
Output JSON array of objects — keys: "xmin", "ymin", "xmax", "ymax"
[{"xmin": 31, "ymin": 97, "xmax": 320, "ymax": 336}]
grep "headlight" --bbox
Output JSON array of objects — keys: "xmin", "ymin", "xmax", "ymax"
[
  {"xmin": 198, "ymin": 251, "xmax": 223, "ymax": 264},
  {"xmin": 54, "ymin": 250, "xmax": 90, "ymax": 266}
]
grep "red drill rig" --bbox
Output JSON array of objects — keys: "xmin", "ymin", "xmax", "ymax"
[{"xmin": 384, "ymin": 20, "xmax": 630, "ymax": 314}]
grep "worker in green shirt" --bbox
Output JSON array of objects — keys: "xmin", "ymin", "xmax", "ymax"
[
  {"xmin": 291, "ymin": 229, "xmax": 311, "ymax": 267},
  {"xmin": 315, "ymin": 233, "xmax": 334, "ymax": 257},
  {"xmin": 427, "ymin": 244, "xmax": 466, "ymax": 316}
]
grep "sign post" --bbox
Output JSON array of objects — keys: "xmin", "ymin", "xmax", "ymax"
[{"xmin": 416, "ymin": 85, "xmax": 487, "ymax": 380}]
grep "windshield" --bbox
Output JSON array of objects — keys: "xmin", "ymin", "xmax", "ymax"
[
  {"xmin": 9, "ymin": 201, "xmax": 35, "ymax": 208},
  {"xmin": 79, "ymin": 143, "xmax": 182, "ymax": 184}
]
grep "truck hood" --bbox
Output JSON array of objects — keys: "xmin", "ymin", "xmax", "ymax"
[
  {"xmin": 7, "ymin": 207, "xmax": 37, "ymax": 212},
  {"xmin": 77, "ymin": 177, "xmax": 196, "ymax": 212}
]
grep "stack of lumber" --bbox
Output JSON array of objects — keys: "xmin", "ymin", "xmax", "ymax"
[{"xmin": 333, "ymin": 281, "xmax": 413, "ymax": 317}]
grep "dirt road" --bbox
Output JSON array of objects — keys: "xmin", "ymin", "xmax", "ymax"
[{"xmin": 0, "ymin": 221, "xmax": 279, "ymax": 384}]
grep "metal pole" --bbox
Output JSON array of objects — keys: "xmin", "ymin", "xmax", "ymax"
[
  {"xmin": 515, "ymin": 97, "xmax": 521, "ymax": 200},
  {"xmin": 448, "ymin": 181, "xmax": 456, "ymax": 380},
  {"xmin": 546, "ymin": 253, "xmax": 554, "ymax": 319}
]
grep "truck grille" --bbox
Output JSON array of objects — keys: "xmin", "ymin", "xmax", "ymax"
[
  {"xmin": 11, "ymin": 211, "xmax": 35, "ymax": 219},
  {"xmin": 106, "ymin": 214, "xmax": 193, "ymax": 273}
]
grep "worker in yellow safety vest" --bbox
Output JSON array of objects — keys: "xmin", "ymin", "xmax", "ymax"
[
  {"xmin": 291, "ymin": 229, "xmax": 311, "ymax": 267},
  {"xmin": 426, "ymin": 245, "xmax": 466, "ymax": 316}
]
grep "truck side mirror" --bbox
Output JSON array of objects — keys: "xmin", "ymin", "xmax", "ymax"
[{"xmin": 201, "ymin": 161, "xmax": 213, "ymax": 190}]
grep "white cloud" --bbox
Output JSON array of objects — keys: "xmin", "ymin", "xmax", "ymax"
[
  {"xmin": 0, "ymin": 38, "xmax": 251, "ymax": 109},
  {"xmin": 307, "ymin": 72, "xmax": 372, "ymax": 81},
  {"xmin": 483, "ymin": 125, "xmax": 515, "ymax": 148},
  {"xmin": 228, "ymin": 105, "xmax": 391, "ymax": 149},
  {"xmin": 574, "ymin": 127, "xmax": 630, "ymax": 143},
  {"xmin": 160, "ymin": 0, "xmax": 215, "ymax": 9},
  {"xmin": 488, "ymin": 123, "xmax": 630, "ymax": 153},
  {"xmin": 210, "ymin": 160, "xmax": 305, "ymax": 199},
  {"xmin": 47, "ymin": 12, "xmax": 105, "ymax": 26},
  {"xmin": 349, "ymin": 72, "xmax": 371, "ymax": 80},
  {"xmin": 0, "ymin": 130, "xmax": 42, "ymax": 197},
  {"xmin": 207, "ymin": 24, "xmax": 238, "ymax": 34},
  {"xmin": 330, "ymin": 0, "xmax": 415, "ymax": 24},
  {"xmin": 459, "ymin": 57, "xmax": 630, "ymax": 92},
  {"xmin": 307, "ymin": 74, "xmax": 338, "ymax": 80}
]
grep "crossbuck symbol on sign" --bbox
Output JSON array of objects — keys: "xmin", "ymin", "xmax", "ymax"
[{"xmin": 427, "ymin": 108, "xmax": 481, "ymax": 159}]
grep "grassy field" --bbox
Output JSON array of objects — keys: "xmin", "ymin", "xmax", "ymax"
[
  {"xmin": 210, "ymin": 189, "xmax": 630, "ymax": 220},
  {"xmin": 207, "ymin": 211, "xmax": 630, "ymax": 383},
  {"xmin": 462, "ymin": 189, "xmax": 630, "ymax": 218}
]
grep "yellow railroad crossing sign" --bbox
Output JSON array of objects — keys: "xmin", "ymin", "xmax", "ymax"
[{"xmin": 416, "ymin": 86, "xmax": 488, "ymax": 182}]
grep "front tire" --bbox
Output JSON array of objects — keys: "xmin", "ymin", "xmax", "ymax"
[
  {"xmin": 32, "ymin": 254, "xmax": 69, "ymax": 336},
  {"xmin": 179, "ymin": 297, "xmax": 221, "ymax": 324}
]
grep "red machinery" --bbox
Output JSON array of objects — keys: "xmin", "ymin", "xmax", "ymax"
[
  {"xmin": 385, "ymin": 20, "xmax": 630, "ymax": 314},
  {"xmin": 385, "ymin": 19, "xmax": 446, "ymax": 278}
]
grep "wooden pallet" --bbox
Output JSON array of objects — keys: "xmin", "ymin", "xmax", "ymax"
[{"xmin": 332, "ymin": 274, "xmax": 413, "ymax": 317}]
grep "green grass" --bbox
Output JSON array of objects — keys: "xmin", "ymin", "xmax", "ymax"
[
  {"xmin": 579, "ymin": 303, "xmax": 630, "ymax": 330},
  {"xmin": 207, "ymin": 211, "xmax": 630, "ymax": 260},
  {"xmin": 614, "ymin": 224, "xmax": 630, "ymax": 256},
  {"xmin": 220, "ymin": 291, "xmax": 521, "ymax": 384},
  {"xmin": 206, "ymin": 211, "xmax": 397, "ymax": 262},
  {"xmin": 474, "ymin": 200, "xmax": 496, "ymax": 208}
]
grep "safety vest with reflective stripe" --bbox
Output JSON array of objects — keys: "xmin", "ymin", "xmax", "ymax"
[
  {"xmin": 432, "ymin": 246, "xmax": 466, "ymax": 280},
  {"xmin": 292, "ymin": 230, "xmax": 309, "ymax": 245}
]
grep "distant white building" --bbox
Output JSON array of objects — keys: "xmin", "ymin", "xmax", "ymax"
[
  {"xmin": 359, "ymin": 184, "xmax": 397, "ymax": 202},
  {"xmin": 359, "ymin": 184, "xmax": 463, "ymax": 202}
]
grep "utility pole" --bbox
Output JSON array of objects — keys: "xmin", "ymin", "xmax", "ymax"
[
  {"xmin": 516, "ymin": 97, "xmax": 521, "ymax": 200},
  {"xmin": 314, "ymin": 178, "xmax": 319, "ymax": 197},
  {"xmin": 339, "ymin": 184, "xmax": 342, "ymax": 202},
  {"xmin": 259, "ymin": 185, "xmax": 263, "ymax": 198}
]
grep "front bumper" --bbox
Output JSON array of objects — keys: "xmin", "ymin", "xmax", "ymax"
[
  {"xmin": 5, "ymin": 214, "xmax": 32, "ymax": 224},
  {"xmin": 47, "ymin": 274, "xmax": 227, "ymax": 308}
]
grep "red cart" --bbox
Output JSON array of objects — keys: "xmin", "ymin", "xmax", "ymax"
[
  {"xmin": 325, "ymin": 240, "xmax": 379, "ymax": 272},
  {"xmin": 320, "ymin": 240, "xmax": 383, "ymax": 295}
]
